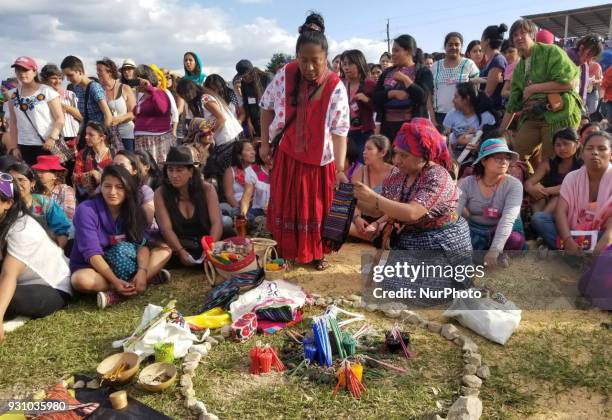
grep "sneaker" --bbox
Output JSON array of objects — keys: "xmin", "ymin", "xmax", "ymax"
[
  {"xmin": 97, "ymin": 290, "xmax": 125, "ymax": 309},
  {"xmin": 150, "ymin": 269, "xmax": 171, "ymax": 285}
]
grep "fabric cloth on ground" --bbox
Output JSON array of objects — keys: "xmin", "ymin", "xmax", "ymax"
[{"xmin": 229, "ymin": 279, "xmax": 306, "ymax": 321}]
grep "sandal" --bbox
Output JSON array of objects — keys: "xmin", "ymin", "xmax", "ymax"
[{"xmin": 313, "ymin": 259, "xmax": 330, "ymax": 271}]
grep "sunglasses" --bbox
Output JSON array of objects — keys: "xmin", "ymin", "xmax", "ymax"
[
  {"xmin": 491, "ymin": 155, "xmax": 512, "ymax": 163},
  {"xmin": 0, "ymin": 172, "xmax": 14, "ymax": 199}
]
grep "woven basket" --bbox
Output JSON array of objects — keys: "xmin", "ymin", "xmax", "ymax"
[
  {"xmin": 252, "ymin": 238, "xmax": 278, "ymax": 265},
  {"xmin": 262, "ymin": 246, "xmax": 286, "ymax": 280}
]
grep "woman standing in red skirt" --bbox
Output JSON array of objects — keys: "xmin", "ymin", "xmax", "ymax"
[{"xmin": 259, "ymin": 12, "xmax": 350, "ymax": 270}]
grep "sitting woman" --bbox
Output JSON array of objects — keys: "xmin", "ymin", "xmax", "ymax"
[
  {"xmin": 350, "ymin": 135, "xmax": 394, "ymax": 241},
  {"xmin": 457, "ymin": 138, "xmax": 525, "ymax": 267},
  {"xmin": 73, "ymin": 122, "xmax": 113, "ymax": 200},
  {"xmin": 354, "ymin": 119, "xmax": 472, "ymax": 305},
  {"xmin": 113, "ymin": 151, "xmax": 155, "ymax": 229},
  {"xmin": 443, "ymin": 82, "xmax": 496, "ymax": 159},
  {"xmin": 8, "ymin": 163, "xmax": 71, "ymax": 249},
  {"xmin": 154, "ymin": 146, "xmax": 223, "ymax": 266},
  {"xmin": 0, "ymin": 172, "xmax": 72, "ymax": 341},
  {"xmin": 222, "ymin": 140, "xmax": 257, "ymax": 219},
  {"xmin": 525, "ymin": 128, "xmax": 582, "ymax": 214},
  {"xmin": 135, "ymin": 150, "xmax": 162, "ymax": 191},
  {"xmin": 70, "ymin": 165, "xmax": 172, "ymax": 309},
  {"xmin": 241, "ymin": 144, "xmax": 272, "ymax": 222},
  {"xmin": 31, "ymin": 155, "xmax": 76, "ymax": 220},
  {"xmin": 531, "ymin": 131, "xmax": 612, "ymax": 251}
]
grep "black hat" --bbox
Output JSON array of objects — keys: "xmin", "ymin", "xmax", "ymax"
[
  {"xmin": 235, "ymin": 59, "xmax": 253, "ymax": 76},
  {"xmin": 164, "ymin": 146, "xmax": 195, "ymax": 166}
]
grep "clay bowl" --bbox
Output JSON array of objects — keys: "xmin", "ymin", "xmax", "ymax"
[
  {"xmin": 96, "ymin": 352, "xmax": 140, "ymax": 384},
  {"xmin": 138, "ymin": 362, "xmax": 177, "ymax": 392}
]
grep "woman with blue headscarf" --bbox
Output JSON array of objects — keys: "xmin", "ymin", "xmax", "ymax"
[{"xmin": 183, "ymin": 52, "xmax": 206, "ymax": 85}]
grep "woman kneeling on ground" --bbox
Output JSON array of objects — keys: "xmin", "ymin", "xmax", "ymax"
[
  {"xmin": 155, "ymin": 146, "xmax": 223, "ymax": 266},
  {"xmin": 70, "ymin": 165, "xmax": 172, "ymax": 309},
  {"xmin": 525, "ymin": 128, "xmax": 582, "ymax": 215},
  {"xmin": 531, "ymin": 131, "xmax": 612, "ymax": 251},
  {"xmin": 0, "ymin": 172, "xmax": 72, "ymax": 342},
  {"xmin": 350, "ymin": 134, "xmax": 394, "ymax": 242},
  {"xmin": 354, "ymin": 118, "xmax": 472, "ymax": 305},
  {"xmin": 457, "ymin": 138, "xmax": 525, "ymax": 268}
]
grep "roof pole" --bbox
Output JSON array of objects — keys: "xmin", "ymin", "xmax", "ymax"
[
  {"xmin": 564, "ymin": 14, "xmax": 569, "ymax": 40},
  {"xmin": 609, "ymin": 7, "xmax": 612, "ymax": 38}
]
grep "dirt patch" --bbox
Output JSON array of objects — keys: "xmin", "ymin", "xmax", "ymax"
[{"xmin": 529, "ymin": 387, "xmax": 609, "ymax": 420}]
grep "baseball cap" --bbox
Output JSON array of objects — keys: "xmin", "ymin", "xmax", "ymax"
[
  {"xmin": 11, "ymin": 56, "xmax": 37, "ymax": 71},
  {"xmin": 235, "ymin": 59, "xmax": 254, "ymax": 76}
]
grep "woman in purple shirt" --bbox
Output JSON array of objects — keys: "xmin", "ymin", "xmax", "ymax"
[{"xmin": 70, "ymin": 165, "xmax": 171, "ymax": 309}]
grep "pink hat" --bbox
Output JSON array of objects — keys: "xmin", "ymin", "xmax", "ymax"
[
  {"xmin": 536, "ymin": 29, "xmax": 554, "ymax": 45},
  {"xmin": 11, "ymin": 56, "xmax": 38, "ymax": 71}
]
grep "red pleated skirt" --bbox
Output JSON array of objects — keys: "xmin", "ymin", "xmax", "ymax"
[{"xmin": 267, "ymin": 149, "xmax": 335, "ymax": 263}]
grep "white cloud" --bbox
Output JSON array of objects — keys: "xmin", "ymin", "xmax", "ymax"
[
  {"xmin": 0, "ymin": 0, "xmax": 385, "ymax": 82},
  {"xmin": 237, "ymin": 0, "xmax": 271, "ymax": 3}
]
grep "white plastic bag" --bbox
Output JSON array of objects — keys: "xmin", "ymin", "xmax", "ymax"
[
  {"xmin": 443, "ymin": 292, "xmax": 521, "ymax": 345},
  {"xmin": 229, "ymin": 280, "xmax": 306, "ymax": 321},
  {"xmin": 112, "ymin": 304, "xmax": 200, "ymax": 359}
]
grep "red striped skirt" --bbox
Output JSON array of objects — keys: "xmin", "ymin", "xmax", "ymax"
[{"xmin": 267, "ymin": 149, "xmax": 335, "ymax": 263}]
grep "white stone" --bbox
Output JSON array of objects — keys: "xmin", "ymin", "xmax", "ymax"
[
  {"xmin": 366, "ymin": 303, "xmax": 378, "ymax": 312},
  {"xmin": 200, "ymin": 414, "xmax": 219, "ymax": 420},
  {"xmin": 189, "ymin": 344, "xmax": 209, "ymax": 356},
  {"xmin": 476, "ymin": 365, "xmax": 490, "ymax": 380},
  {"xmin": 461, "ymin": 374, "xmax": 482, "ymax": 389},
  {"xmin": 440, "ymin": 324, "xmax": 460, "ymax": 340},
  {"xmin": 427, "ymin": 322, "xmax": 442, "ymax": 334},
  {"xmin": 461, "ymin": 386, "xmax": 480, "ymax": 397},
  {"xmin": 384, "ymin": 309, "xmax": 401, "ymax": 319},
  {"xmin": 446, "ymin": 396, "xmax": 482, "ymax": 420},
  {"xmin": 219, "ymin": 325, "xmax": 232, "ymax": 338},
  {"xmin": 463, "ymin": 352, "xmax": 482, "ymax": 367},
  {"xmin": 194, "ymin": 401, "xmax": 207, "ymax": 414},
  {"xmin": 461, "ymin": 338, "xmax": 479, "ymax": 353},
  {"xmin": 212, "ymin": 334, "xmax": 225, "ymax": 342},
  {"xmin": 347, "ymin": 294, "xmax": 361, "ymax": 302},
  {"xmin": 180, "ymin": 375, "xmax": 193, "ymax": 388},
  {"xmin": 205, "ymin": 337, "xmax": 219, "ymax": 346},
  {"xmin": 185, "ymin": 397, "xmax": 198, "ymax": 410},
  {"xmin": 463, "ymin": 364, "xmax": 478, "ymax": 376},
  {"xmin": 184, "ymin": 353, "xmax": 202, "ymax": 364},
  {"xmin": 181, "ymin": 387, "xmax": 196, "ymax": 398}
]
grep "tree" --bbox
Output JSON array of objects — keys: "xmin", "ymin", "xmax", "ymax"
[{"xmin": 266, "ymin": 53, "xmax": 293, "ymax": 74}]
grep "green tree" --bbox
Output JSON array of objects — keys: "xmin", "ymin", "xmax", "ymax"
[{"xmin": 266, "ymin": 53, "xmax": 293, "ymax": 73}]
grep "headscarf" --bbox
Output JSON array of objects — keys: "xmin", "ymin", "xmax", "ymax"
[
  {"xmin": 149, "ymin": 64, "xmax": 167, "ymax": 90},
  {"xmin": 183, "ymin": 51, "xmax": 206, "ymax": 85},
  {"xmin": 394, "ymin": 118, "xmax": 453, "ymax": 171}
]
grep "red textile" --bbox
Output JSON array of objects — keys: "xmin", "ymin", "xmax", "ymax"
[
  {"xmin": 394, "ymin": 117, "xmax": 453, "ymax": 171},
  {"xmin": 280, "ymin": 61, "xmax": 340, "ymax": 166},
  {"xmin": 267, "ymin": 149, "xmax": 335, "ymax": 263}
]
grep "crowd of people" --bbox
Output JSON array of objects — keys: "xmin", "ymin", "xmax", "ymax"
[{"xmin": 1, "ymin": 12, "xmax": 611, "ymax": 341}]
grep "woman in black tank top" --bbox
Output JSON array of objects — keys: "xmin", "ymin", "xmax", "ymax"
[{"xmin": 154, "ymin": 146, "xmax": 223, "ymax": 265}]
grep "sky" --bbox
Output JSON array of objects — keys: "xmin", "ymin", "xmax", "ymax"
[{"xmin": 0, "ymin": 0, "xmax": 606, "ymax": 81}]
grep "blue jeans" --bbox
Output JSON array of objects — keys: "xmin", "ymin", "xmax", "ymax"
[
  {"xmin": 531, "ymin": 212, "xmax": 558, "ymax": 249},
  {"xmin": 122, "ymin": 138, "xmax": 135, "ymax": 151}
]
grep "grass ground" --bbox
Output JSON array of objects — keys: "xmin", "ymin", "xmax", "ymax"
[{"xmin": 0, "ymin": 243, "xmax": 610, "ymax": 419}]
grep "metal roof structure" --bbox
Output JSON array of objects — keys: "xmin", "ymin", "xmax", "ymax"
[{"xmin": 523, "ymin": 3, "xmax": 612, "ymax": 39}]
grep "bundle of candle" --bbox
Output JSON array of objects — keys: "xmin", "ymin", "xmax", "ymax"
[
  {"xmin": 249, "ymin": 342, "xmax": 286, "ymax": 374},
  {"xmin": 385, "ymin": 324, "xmax": 415, "ymax": 359},
  {"xmin": 333, "ymin": 360, "xmax": 366, "ymax": 399}
]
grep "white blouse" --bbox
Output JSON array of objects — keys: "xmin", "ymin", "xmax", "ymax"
[{"xmin": 259, "ymin": 64, "xmax": 350, "ymax": 166}]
